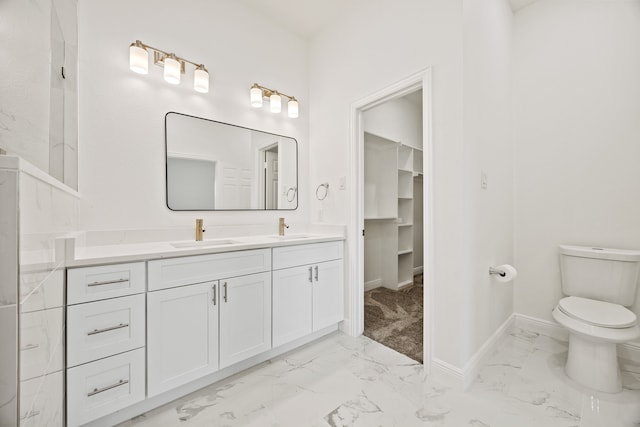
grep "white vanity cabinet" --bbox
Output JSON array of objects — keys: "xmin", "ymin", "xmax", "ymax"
[
  {"xmin": 272, "ymin": 242, "xmax": 344, "ymax": 347},
  {"xmin": 66, "ymin": 262, "xmax": 147, "ymax": 427},
  {"xmin": 219, "ymin": 271, "xmax": 271, "ymax": 368},
  {"xmin": 147, "ymin": 281, "xmax": 219, "ymax": 397},
  {"xmin": 146, "ymin": 249, "xmax": 271, "ymax": 396}
]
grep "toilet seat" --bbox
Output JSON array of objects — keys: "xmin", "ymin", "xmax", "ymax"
[{"xmin": 558, "ymin": 296, "xmax": 637, "ymax": 329}]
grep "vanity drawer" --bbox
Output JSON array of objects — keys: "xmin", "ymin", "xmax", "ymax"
[
  {"xmin": 67, "ymin": 294, "xmax": 145, "ymax": 367},
  {"xmin": 20, "ymin": 307, "xmax": 63, "ymax": 381},
  {"xmin": 67, "ymin": 262, "xmax": 145, "ymax": 304},
  {"xmin": 148, "ymin": 248, "xmax": 271, "ymax": 291},
  {"xmin": 272, "ymin": 241, "xmax": 344, "ymax": 270},
  {"xmin": 67, "ymin": 348, "xmax": 145, "ymax": 427}
]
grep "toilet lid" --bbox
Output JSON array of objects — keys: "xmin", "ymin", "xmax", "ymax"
[{"xmin": 558, "ymin": 296, "xmax": 637, "ymax": 329}]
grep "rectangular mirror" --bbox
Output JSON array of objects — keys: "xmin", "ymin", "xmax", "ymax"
[{"xmin": 165, "ymin": 112, "xmax": 298, "ymax": 210}]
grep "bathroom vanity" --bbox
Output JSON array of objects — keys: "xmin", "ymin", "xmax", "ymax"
[{"xmin": 63, "ymin": 235, "xmax": 344, "ymax": 427}]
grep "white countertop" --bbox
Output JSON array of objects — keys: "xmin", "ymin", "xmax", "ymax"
[{"xmin": 67, "ymin": 233, "xmax": 345, "ymax": 267}]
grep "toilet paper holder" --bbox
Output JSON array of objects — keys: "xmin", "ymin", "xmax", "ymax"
[{"xmin": 489, "ymin": 267, "xmax": 506, "ymax": 277}]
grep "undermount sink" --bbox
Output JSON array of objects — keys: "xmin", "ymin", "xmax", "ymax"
[
  {"xmin": 171, "ymin": 239, "xmax": 238, "ymax": 249},
  {"xmin": 268, "ymin": 234, "xmax": 314, "ymax": 241}
]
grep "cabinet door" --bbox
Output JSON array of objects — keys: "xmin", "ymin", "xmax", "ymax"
[
  {"xmin": 147, "ymin": 282, "xmax": 218, "ymax": 397},
  {"xmin": 313, "ymin": 260, "xmax": 344, "ymax": 331},
  {"xmin": 272, "ymin": 265, "xmax": 313, "ymax": 347},
  {"xmin": 219, "ymin": 272, "xmax": 271, "ymax": 369}
]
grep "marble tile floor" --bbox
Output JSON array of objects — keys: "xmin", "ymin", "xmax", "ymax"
[{"xmin": 121, "ymin": 328, "xmax": 640, "ymax": 427}]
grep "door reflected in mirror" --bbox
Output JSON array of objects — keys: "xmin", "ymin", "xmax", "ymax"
[{"xmin": 165, "ymin": 112, "xmax": 298, "ymax": 210}]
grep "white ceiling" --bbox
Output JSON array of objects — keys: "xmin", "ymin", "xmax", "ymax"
[
  {"xmin": 240, "ymin": 0, "xmax": 351, "ymax": 39},
  {"xmin": 241, "ymin": 0, "xmax": 539, "ymax": 39}
]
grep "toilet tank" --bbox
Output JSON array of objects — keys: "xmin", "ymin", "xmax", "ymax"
[{"xmin": 559, "ymin": 245, "xmax": 640, "ymax": 306}]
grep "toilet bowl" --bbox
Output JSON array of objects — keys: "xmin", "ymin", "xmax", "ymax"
[
  {"xmin": 552, "ymin": 296, "xmax": 640, "ymax": 393},
  {"xmin": 554, "ymin": 245, "xmax": 640, "ymax": 393}
]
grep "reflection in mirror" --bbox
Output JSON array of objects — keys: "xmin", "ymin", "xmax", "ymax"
[{"xmin": 165, "ymin": 112, "xmax": 298, "ymax": 210}]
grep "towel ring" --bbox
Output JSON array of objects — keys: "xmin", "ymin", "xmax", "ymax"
[
  {"xmin": 286, "ymin": 187, "xmax": 297, "ymax": 202},
  {"xmin": 316, "ymin": 183, "xmax": 329, "ymax": 200}
]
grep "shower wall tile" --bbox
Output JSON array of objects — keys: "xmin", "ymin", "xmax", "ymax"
[{"xmin": 0, "ymin": 169, "xmax": 19, "ymax": 306}]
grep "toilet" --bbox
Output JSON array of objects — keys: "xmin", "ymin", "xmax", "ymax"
[{"xmin": 552, "ymin": 245, "xmax": 640, "ymax": 393}]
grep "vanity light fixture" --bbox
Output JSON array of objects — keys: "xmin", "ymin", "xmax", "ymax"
[
  {"xmin": 128, "ymin": 40, "xmax": 209, "ymax": 93},
  {"xmin": 250, "ymin": 83, "xmax": 299, "ymax": 118}
]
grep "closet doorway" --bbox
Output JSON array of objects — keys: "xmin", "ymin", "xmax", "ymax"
[
  {"xmin": 362, "ymin": 91, "xmax": 424, "ymax": 363},
  {"xmin": 349, "ymin": 69, "xmax": 433, "ymax": 369}
]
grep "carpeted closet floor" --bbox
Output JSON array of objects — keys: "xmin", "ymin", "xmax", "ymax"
[{"xmin": 363, "ymin": 275, "xmax": 423, "ymax": 363}]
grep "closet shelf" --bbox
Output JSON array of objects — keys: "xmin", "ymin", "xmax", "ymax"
[
  {"xmin": 398, "ymin": 223, "xmax": 413, "ymax": 227},
  {"xmin": 364, "ymin": 216, "xmax": 397, "ymax": 221},
  {"xmin": 398, "ymin": 249, "xmax": 413, "ymax": 256}
]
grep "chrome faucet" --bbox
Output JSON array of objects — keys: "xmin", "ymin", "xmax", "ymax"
[
  {"xmin": 278, "ymin": 217, "xmax": 289, "ymax": 236},
  {"xmin": 195, "ymin": 218, "xmax": 206, "ymax": 241}
]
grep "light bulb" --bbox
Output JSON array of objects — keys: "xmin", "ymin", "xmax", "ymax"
[
  {"xmin": 163, "ymin": 55, "xmax": 181, "ymax": 85},
  {"xmin": 250, "ymin": 85, "xmax": 263, "ymax": 108},
  {"xmin": 287, "ymin": 98, "xmax": 299, "ymax": 118},
  {"xmin": 270, "ymin": 92, "xmax": 281, "ymax": 113},
  {"xmin": 129, "ymin": 41, "xmax": 148, "ymax": 74},
  {"xmin": 194, "ymin": 66, "xmax": 209, "ymax": 93}
]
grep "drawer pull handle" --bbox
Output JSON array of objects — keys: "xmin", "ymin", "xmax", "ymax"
[
  {"xmin": 223, "ymin": 282, "xmax": 228, "ymax": 303},
  {"xmin": 87, "ymin": 379, "xmax": 129, "ymax": 397},
  {"xmin": 212, "ymin": 284, "xmax": 217, "ymax": 305},
  {"xmin": 87, "ymin": 323, "xmax": 129, "ymax": 336},
  {"xmin": 20, "ymin": 410, "xmax": 40, "ymax": 420},
  {"xmin": 21, "ymin": 343, "xmax": 40, "ymax": 351},
  {"xmin": 87, "ymin": 278, "xmax": 128, "ymax": 287},
  {"xmin": 308, "ymin": 267, "xmax": 313, "ymax": 283},
  {"xmin": 314, "ymin": 265, "xmax": 319, "ymax": 281}
]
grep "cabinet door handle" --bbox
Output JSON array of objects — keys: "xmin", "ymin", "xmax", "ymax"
[
  {"xmin": 314, "ymin": 265, "xmax": 319, "ymax": 282},
  {"xmin": 223, "ymin": 282, "xmax": 228, "ymax": 303},
  {"xmin": 308, "ymin": 267, "xmax": 313, "ymax": 283},
  {"xmin": 87, "ymin": 278, "xmax": 128, "ymax": 287},
  {"xmin": 212, "ymin": 284, "xmax": 217, "ymax": 305},
  {"xmin": 87, "ymin": 379, "xmax": 129, "ymax": 397},
  {"xmin": 87, "ymin": 323, "xmax": 129, "ymax": 336}
]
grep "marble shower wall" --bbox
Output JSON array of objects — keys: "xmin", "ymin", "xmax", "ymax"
[{"xmin": 0, "ymin": 156, "xmax": 79, "ymax": 426}]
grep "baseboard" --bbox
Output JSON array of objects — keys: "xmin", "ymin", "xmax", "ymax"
[
  {"xmin": 413, "ymin": 266, "xmax": 424, "ymax": 275},
  {"xmin": 431, "ymin": 358, "xmax": 464, "ymax": 391},
  {"xmin": 461, "ymin": 314, "xmax": 516, "ymax": 390},
  {"xmin": 431, "ymin": 312, "xmax": 640, "ymax": 392},
  {"xmin": 364, "ymin": 278, "xmax": 382, "ymax": 292}
]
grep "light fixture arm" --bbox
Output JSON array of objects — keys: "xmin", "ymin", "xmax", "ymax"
[
  {"xmin": 133, "ymin": 40, "xmax": 207, "ymax": 72},
  {"xmin": 251, "ymin": 83, "xmax": 296, "ymax": 102}
]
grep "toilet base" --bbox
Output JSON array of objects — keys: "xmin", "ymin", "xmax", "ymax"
[{"xmin": 565, "ymin": 333, "xmax": 622, "ymax": 393}]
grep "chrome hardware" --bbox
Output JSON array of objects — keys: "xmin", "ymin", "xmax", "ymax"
[
  {"xmin": 87, "ymin": 379, "xmax": 129, "ymax": 397},
  {"xmin": 21, "ymin": 343, "xmax": 40, "ymax": 351},
  {"xmin": 87, "ymin": 323, "xmax": 129, "ymax": 336},
  {"xmin": 308, "ymin": 267, "xmax": 313, "ymax": 283},
  {"xmin": 223, "ymin": 282, "xmax": 228, "ymax": 302},
  {"xmin": 314, "ymin": 265, "xmax": 319, "ymax": 281},
  {"xmin": 87, "ymin": 278, "xmax": 128, "ymax": 287},
  {"xmin": 488, "ymin": 267, "xmax": 506, "ymax": 277},
  {"xmin": 212, "ymin": 284, "xmax": 217, "ymax": 305}
]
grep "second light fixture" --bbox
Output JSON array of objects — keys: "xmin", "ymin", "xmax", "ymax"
[{"xmin": 250, "ymin": 83, "xmax": 298, "ymax": 118}]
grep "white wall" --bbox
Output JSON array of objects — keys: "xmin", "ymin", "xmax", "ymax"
[
  {"xmin": 363, "ymin": 96, "xmax": 423, "ymax": 149},
  {"xmin": 309, "ymin": 0, "xmax": 513, "ymax": 369},
  {"xmin": 461, "ymin": 0, "xmax": 514, "ymax": 364},
  {"xmin": 513, "ymin": 0, "xmax": 640, "ymax": 343},
  {"xmin": 78, "ymin": 0, "xmax": 309, "ymax": 234}
]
